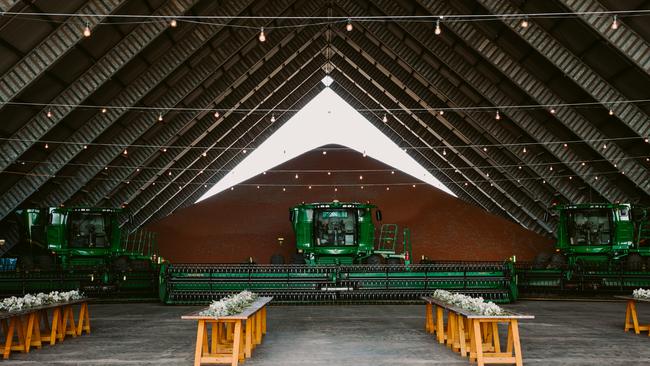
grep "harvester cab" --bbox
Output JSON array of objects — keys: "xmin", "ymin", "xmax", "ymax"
[{"xmin": 290, "ymin": 201, "xmax": 411, "ymax": 265}]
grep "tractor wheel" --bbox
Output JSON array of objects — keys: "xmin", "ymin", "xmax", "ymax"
[
  {"xmin": 270, "ymin": 254, "xmax": 285, "ymax": 265},
  {"xmin": 387, "ymin": 257, "xmax": 403, "ymax": 265},
  {"xmin": 366, "ymin": 254, "xmax": 384, "ymax": 265},
  {"xmin": 626, "ymin": 253, "xmax": 644, "ymax": 271},
  {"xmin": 112, "ymin": 256, "xmax": 130, "ymax": 272},
  {"xmin": 18, "ymin": 256, "xmax": 34, "ymax": 271},
  {"xmin": 291, "ymin": 253, "xmax": 306, "ymax": 264},
  {"xmin": 532, "ymin": 253, "xmax": 551, "ymax": 269},
  {"xmin": 547, "ymin": 253, "xmax": 566, "ymax": 269}
]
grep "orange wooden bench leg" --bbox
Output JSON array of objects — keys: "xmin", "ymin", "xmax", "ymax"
[
  {"xmin": 76, "ymin": 302, "xmax": 91, "ymax": 335},
  {"xmin": 472, "ymin": 319, "xmax": 484, "ymax": 366},
  {"xmin": 194, "ymin": 320, "xmax": 205, "ymax": 366}
]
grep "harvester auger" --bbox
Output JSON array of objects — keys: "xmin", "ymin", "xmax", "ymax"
[
  {"xmin": 517, "ymin": 203, "xmax": 650, "ymax": 296},
  {"xmin": 159, "ymin": 201, "xmax": 517, "ymax": 304}
]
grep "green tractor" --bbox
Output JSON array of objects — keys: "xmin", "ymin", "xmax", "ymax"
[
  {"xmin": 0, "ymin": 207, "xmax": 160, "ymax": 299},
  {"xmin": 159, "ymin": 201, "xmax": 516, "ymax": 304},
  {"xmin": 517, "ymin": 203, "xmax": 650, "ymax": 294}
]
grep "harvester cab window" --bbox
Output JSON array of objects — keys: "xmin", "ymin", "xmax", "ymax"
[
  {"xmin": 567, "ymin": 209, "xmax": 612, "ymax": 246},
  {"xmin": 69, "ymin": 212, "xmax": 111, "ymax": 248},
  {"xmin": 314, "ymin": 209, "xmax": 356, "ymax": 246}
]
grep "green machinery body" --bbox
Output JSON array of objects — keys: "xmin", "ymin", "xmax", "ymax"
[
  {"xmin": 517, "ymin": 203, "xmax": 650, "ymax": 294},
  {"xmin": 0, "ymin": 207, "xmax": 160, "ymax": 299},
  {"xmin": 159, "ymin": 201, "xmax": 517, "ymax": 304}
]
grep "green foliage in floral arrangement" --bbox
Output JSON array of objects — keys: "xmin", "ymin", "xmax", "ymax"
[{"xmin": 199, "ymin": 291, "xmax": 259, "ymax": 318}]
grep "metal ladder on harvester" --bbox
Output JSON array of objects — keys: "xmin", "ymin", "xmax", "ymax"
[{"xmin": 375, "ymin": 224, "xmax": 412, "ymax": 264}]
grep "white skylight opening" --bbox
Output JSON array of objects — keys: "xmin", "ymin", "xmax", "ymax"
[{"xmin": 197, "ymin": 87, "xmax": 455, "ymax": 202}]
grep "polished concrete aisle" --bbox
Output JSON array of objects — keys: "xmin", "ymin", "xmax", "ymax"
[{"xmin": 3, "ymin": 300, "xmax": 650, "ymax": 365}]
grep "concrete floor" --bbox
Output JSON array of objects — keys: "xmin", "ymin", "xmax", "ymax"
[{"xmin": 3, "ymin": 300, "xmax": 650, "ymax": 365}]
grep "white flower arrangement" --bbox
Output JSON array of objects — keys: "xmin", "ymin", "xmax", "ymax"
[
  {"xmin": 200, "ymin": 291, "xmax": 259, "ymax": 318},
  {"xmin": 633, "ymin": 288, "xmax": 650, "ymax": 299},
  {"xmin": 0, "ymin": 290, "xmax": 83, "ymax": 312},
  {"xmin": 432, "ymin": 289, "xmax": 504, "ymax": 316}
]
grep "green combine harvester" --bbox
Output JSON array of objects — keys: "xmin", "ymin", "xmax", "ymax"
[
  {"xmin": 159, "ymin": 201, "xmax": 517, "ymax": 304},
  {"xmin": 0, "ymin": 207, "xmax": 160, "ymax": 299},
  {"xmin": 517, "ymin": 203, "xmax": 650, "ymax": 295}
]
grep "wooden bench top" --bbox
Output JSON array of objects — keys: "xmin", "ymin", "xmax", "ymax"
[
  {"xmin": 0, "ymin": 298, "xmax": 90, "ymax": 320},
  {"xmin": 182, "ymin": 297, "xmax": 273, "ymax": 321},
  {"xmin": 615, "ymin": 295, "xmax": 650, "ymax": 302},
  {"xmin": 421, "ymin": 296, "xmax": 534, "ymax": 319}
]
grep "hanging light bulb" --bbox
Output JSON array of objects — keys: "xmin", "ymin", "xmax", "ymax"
[
  {"xmin": 256, "ymin": 185, "xmax": 260, "ymax": 189},
  {"xmin": 609, "ymin": 108, "xmax": 614, "ymax": 116},
  {"xmin": 483, "ymin": 147, "xmax": 487, "ymax": 152},
  {"xmin": 243, "ymin": 149, "xmax": 247, "ymax": 154},
  {"xmin": 202, "ymin": 151, "xmax": 207, "ymax": 157},
  {"xmin": 443, "ymin": 149, "xmax": 446, "ymax": 156},
  {"xmin": 101, "ymin": 107, "xmax": 107, "ymax": 113},
  {"xmin": 359, "ymin": 175, "xmax": 363, "ymax": 180},
  {"xmin": 439, "ymin": 110, "xmax": 444, "ymax": 116},
  {"xmin": 327, "ymin": 171, "xmax": 331, "ymax": 175},
  {"xmin": 295, "ymin": 174, "xmax": 299, "ymax": 179},
  {"xmin": 412, "ymin": 184, "xmax": 416, "ymax": 188},
  {"xmin": 162, "ymin": 148, "xmax": 167, "ymax": 152},
  {"xmin": 346, "ymin": 18, "xmax": 353, "ymax": 32},
  {"xmin": 46, "ymin": 109, "xmax": 52, "ymax": 118},
  {"xmin": 391, "ymin": 171, "xmax": 395, "ymax": 175},
  {"xmin": 45, "ymin": 143, "xmax": 49, "ymax": 149},
  {"xmin": 611, "ymin": 15, "xmax": 619, "ymax": 30},
  {"xmin": 603, "ymin": 143, "xmax": 607, "ymax": 149},
  {"xmin": 360, "ymin": 186, "xmax": 364, "ymax": 189},
  {"xmin": 563, "ymin": 143, "xmax": 568, "ymax": 148},
  {"xmin": 259, "ymin": 27, "xmax": 266, "ymax": 42},
  {"xmin": 549, "ymin": 166, "xmax": 553, "ymax": 171},
  {"xmin": 382, "ymin": 114, "xmax": 388, "ymax": 123},
  {"xmin": 123, "ymin": 149, "xmax": 128, "ymax": 156},
  {"xmin": 522, "ymin": 146, "xmax": 527, "ymax": 153},
  {"xmin": 83, "ymin": 145, "xmax": 88, "ymax": 149},
  {"xmin": 322, "ymin": 151, "xmax": 327, "ymax": 155},
  {"xmin": 386, "ymin": 187, "xmax": 390, "ymax": 191},
  {"xmin": 645, "ymin": 137, "xmax": 649, "ymax": 143},
  {"xmin": 520, "ymin": 18, "xmax": 529, "ymax": 28},
  {"xmin": 434, "ymin": 19, "xmax": 441, "ymax": 35},
  {"xmin": 214, "ymin": 110, "xmax": 220, "ymax": 118},
  {"xmin": 170, "ymin": 19, "xmax": 178, "ymax": 28},
  {"xmin": 158, "ymin": 113, "xmax": 163, "ymax": 122},
  {"xmin": 282, "ymin": 187, "xmax": 286, "ymax": 192},
  {"xmin": 362, "ymin": 150, "xmax": 367, "ymax": 157},
  {"xmin": 495, "ymin": 110, "xmax": 501, "ymax": 120},
  {"xmin": 334, "ymin": 187, "xmax": 338, "ymax": 192},
  {"xmin": 308, "ymin": 185, "xmax": 312, "ymax": 189},
  {"xmin": 83, "ymin": 22, "xmax": 91, "ymax": 37},
  {"xmin": 270, "ymin": 114, "xmax": 276, "ymax": 122},
  {"xmin": 550, "ymin": 107, "xmax": 556, "ymax": 114}
]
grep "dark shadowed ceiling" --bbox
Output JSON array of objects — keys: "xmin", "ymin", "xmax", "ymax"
[{"xmin": 0, "ymin": 0, "xmax": 649, "ymax": 249}]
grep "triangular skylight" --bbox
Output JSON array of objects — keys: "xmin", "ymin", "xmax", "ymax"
[{"xmin": 197, "ymin": 86, "xmax": 455, "ymax": 202}]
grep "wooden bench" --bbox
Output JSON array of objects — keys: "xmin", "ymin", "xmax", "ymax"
[
  {"xmin": 422, "ymin": 296, "xmax": 534, "ymax": 366},
  {"xmin": 182, "ymin": 297, "xmax": 272, "ymax": 366},
  {"xmin": 616, "ymin": 295, "xmax": 650, "ymax": 335},
  {"xmin": 0, "ymin": 298, "xmax": 91, "ymax": 359}
]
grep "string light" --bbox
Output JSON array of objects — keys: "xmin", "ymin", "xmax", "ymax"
[
  {"xmin": 170, "ymin": 18, "xmax": 177, "ymax": 28},
  {"xmin": 346, "ymin": 18, "xmax": 353, "ymax": 32},
  {"xmin": 259, "ymin": 27, "xmax": 266, "ymax": 42},
  {"xmin": 520, "ymin": 18, "xmax": 529, "ymax": 28},
  {"xmin": 611, "ymin": 15, "xmax": 619, "ymax": 30},
  {"xmin": 434, "ymin": 19, "xmax": 442, "ymax": 35},
  {"xmin": 495, "ymin": 110, "xmax": 501, "ymax": 120},
  {"xmin": 83, "ymin": 22, "xmax": 91, "ymax": 37}
]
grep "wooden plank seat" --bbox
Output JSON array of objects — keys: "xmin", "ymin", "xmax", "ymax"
[
  {"xmin": 182, "ymin": 297, "xmax": 272, "ymax": 366},
  {"xmin": 615, "ymin": 296, "xmax": 650, "ymax": 335},
  {"xmin": 0, "ymin": 299, "xmax": 91, "ymax": 359},
  {"xmin": 422, "ymin": 296, "xmax": 534, "ymax": 366}
]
